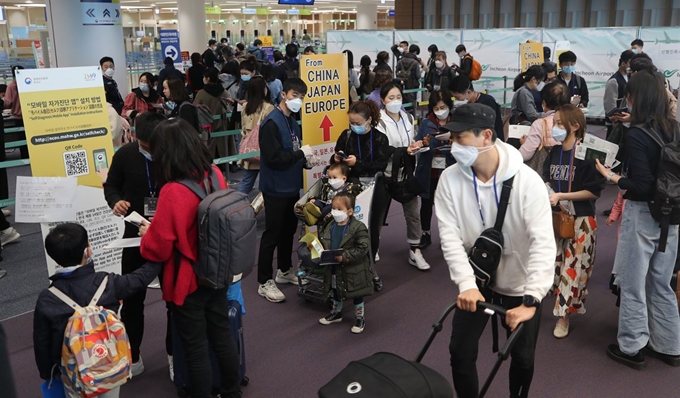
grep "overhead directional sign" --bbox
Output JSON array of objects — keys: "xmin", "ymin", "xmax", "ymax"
[
  {"xmin": 80, "ymin": 0, "xmax": 122, "ymax": 26},
  {"xmin": 159, "ymin": 29, "xmax": 182, "ymax": 70},
  {"xmin": 301, "ymin": 53, "xmax": 349, "ymax": 189}
]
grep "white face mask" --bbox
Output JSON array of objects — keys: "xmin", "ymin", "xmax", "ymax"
[
  {"xmin": 328, "ymin": 178, "xmax": 345, "ymax": 190},
  {"xmin": 434, "ymin": 108, "xmax": 450, "ymax": 120},
  {"xmin": 536, "ymin": 81, "xmax": 546, "ymax": 91},
  {"xmin": 385, "ymin": 100, "xmax": 402, "ymax": 114},
  {"xmin": 435, "ymin": 60, "xmax": 444, "ymax": 69},
  {"xmin": 398, "ymin": 47, "xmax": 405, "ymax": 53},
  {"xmin": 104, "ymin": 68, "xmax": 115, "ymax": 78},
  {"xmin": 450, "ymin": 142, "xmax": 494, "ymax": 167},
  {"xmin": 331, "ymin": 209, "xmax": 348, "ymax": 223},
  {"xmin": 286, "ymin": 98, "xmax": 303, "ymax": 113}
]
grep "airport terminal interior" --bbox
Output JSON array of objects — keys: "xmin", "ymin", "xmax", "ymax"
[{"xmin": 2, "ymin": 0, "xmax": 680, "ymax": 397}]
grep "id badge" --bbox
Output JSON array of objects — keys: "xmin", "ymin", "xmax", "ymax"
[
  {"xmin": 144, "ymin": 197, "xmax": 158, "ymax": 217},
  {"xmin": 433, "ymin": 84, "xmax": 441, "ymax": 91},
  {"xmin": 293, "ymin": 139, "xmax": 300, "ymax": 152},
  {"xmin": 432, "ymin": 156, "xmax": 446, "ymax": 169}
]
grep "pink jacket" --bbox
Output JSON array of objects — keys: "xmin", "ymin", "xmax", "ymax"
[
  {"xmin": 519, "ymin": 112, "xmax": 560, "ymax": 162},
  {"xmin": 609, "ymin": 190, "xmax": 626, "ymax": 222}
]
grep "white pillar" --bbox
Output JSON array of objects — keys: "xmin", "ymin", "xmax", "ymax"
[
  {"xmin": 178, "ymin": 0, "xmax": 207, "ymax": 54},
  {"xmin": 356, "ymin": 3, "xmax": 378, "ymax": 30},
  {"xmin": 45, "ymin": 0, "xmax": 128, "ymax": 95}
]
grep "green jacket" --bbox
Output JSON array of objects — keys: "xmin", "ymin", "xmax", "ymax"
[{"xmin": 318, "ymin": 217, "xmax": 374, "ymax": 300}]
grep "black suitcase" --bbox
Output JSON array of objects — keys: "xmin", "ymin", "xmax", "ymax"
[
  {"xmin": 171, "ymin": 300, "xmax": 248, "ymax": 396},
  {"xmin": 318, "ymin": 302, "xmax": 524, "ymax": 398}
]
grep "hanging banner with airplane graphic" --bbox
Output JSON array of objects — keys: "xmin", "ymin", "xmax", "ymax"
[
  {"xmin": 326, "ymin": 30, "xmax": 394, "ymax": 66},
  {"xmin": 543, "ymin": 27, "xmax": 638, "ymax": 118},
  {"xmin": 394, "ymin": 30, "xmax": 462, "ymax": 70},
  {"xmin": 460, "ymin": 29, "xmax": 542, "ymax": 107},
  {"xmin": 639, "ymin": 27, "xmax": 680, "ymax": 86}
]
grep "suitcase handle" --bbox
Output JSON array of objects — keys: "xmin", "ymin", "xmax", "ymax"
[{"xmin": 415, "ymin": 301, "xmax": 525, "ymax": 362}]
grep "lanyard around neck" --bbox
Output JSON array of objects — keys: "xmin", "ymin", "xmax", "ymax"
[
  {"xmin": 386, "ymin": 112, "xmax": 410, "ymax": 146},
  {"xmin": 356, "ymin": 130, "xmax": 374, "ymax": 161},
  {"xmin": 472, "ymin": 169, "xmax": 499, "ymax": 228},
  {"xmin": 277, "ymin": 106, "xmax": 297, "ymax": 143},
  {"xmin": 558, "ymin": 146, "xmax": 575, "ymax": 193},
  {"xmin": 145, "ymin": 159, "xmax": 157, "ymax": 197}
]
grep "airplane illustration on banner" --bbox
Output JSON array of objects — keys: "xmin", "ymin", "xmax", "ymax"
[
  {"xmin": 656, "ymin": 32, "xmax": 680, "ymax": 45},
  {"xmin": 328, "ymin": 35, "xmax": 351, "ymax": 49},
  {"xmin": 594, "ymin": 50, "xmax": 618, "ymax": 59},
  {"xmin": 464, "ymin": 33, "xmax": 492, "ymax": 49}
]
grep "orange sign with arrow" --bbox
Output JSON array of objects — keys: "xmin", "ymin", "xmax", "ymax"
[{"xmin": 300, "ymin": 53, "xmax": 349, "ymax": 189}]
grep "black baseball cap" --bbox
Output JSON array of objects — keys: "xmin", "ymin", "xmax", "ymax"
[{"xmin": 440, "ymin": 103, "xmax": 496, "ymax": 133}]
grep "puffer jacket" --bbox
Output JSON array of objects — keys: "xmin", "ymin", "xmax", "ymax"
[
  {"xmin": 318, "ymin": 217, "xmax": 374, "ymax": 300},
  {"xmin": 33, "ymin": 262, "xmax": 161, "ymax": 380}
]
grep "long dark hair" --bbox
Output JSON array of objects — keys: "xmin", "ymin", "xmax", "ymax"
[
  {"xmin": 627, "ymin": 70, "xmax": 680, "ymax": 139},
  {"xmin": 244, "ymin": 77, "xmax": 267, "ymax": 116},
  {"xmin": 150, "ymin": 118, "xmax": 213, "ymax": 184},
  {"xmin": 343, "ymin": 50, "xmax": 354, "ymax": 68},
  {"xmin": 375, "ymin": 51, "xmax": 389, "ymax": 65},
  {"xmin": 359, "ymin": 55, "xmax": 371, "ymax": 88}
]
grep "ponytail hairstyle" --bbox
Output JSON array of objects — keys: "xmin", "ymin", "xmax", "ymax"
[
  {"xmin": 348, "ymin": 100, "xmax": 381, "ymax": 128},
  {"xmin": 521, "ymin": 65, "xmax": 545, "ymax": 84}
]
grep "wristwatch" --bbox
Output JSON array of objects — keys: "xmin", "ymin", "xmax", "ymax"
[
  {"xmin": 606, "ymin": 171, "xmax": 615, "ymax": 182},
  {"xmin": 523, "ymin": 295, "xmax": 540, "ymax": 308}
]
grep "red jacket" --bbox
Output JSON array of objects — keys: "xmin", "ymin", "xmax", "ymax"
[{"xmin": 140, "ymin": 166, "xmax": 226, "ymax": 305}]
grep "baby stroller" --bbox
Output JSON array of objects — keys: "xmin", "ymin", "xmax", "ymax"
[
  {"xmin": 294, "ymin": 167, "xmax": 384, "ymax": 305},
  {"xmin": 317, "ymin": 302, "xmax": 525, "ymax": 398}
]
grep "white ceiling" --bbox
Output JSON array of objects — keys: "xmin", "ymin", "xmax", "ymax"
[{"xmin": 4, "ymin": 0, "xmax": 395, "ymax": 13}]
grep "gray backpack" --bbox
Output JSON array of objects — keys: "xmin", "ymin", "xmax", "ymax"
[{"xmin": 179, "ymin": 171, "xmax": 257, "ymax": 289}]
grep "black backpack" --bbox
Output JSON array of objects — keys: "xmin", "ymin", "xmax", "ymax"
[
  {"xmin": 384, "ymin": 147, "xmax": 424, "ymax": 204},
  {"xmin": 636, "ymin": 124, "xmax": 680, "ymax": 252},
  {"xmin": 396, "ymin": 58, "xmax": 418, "ymax": 89},
  {"xmin": 467, "ymin": 176, "xmax": 515, "ymax": 288}
]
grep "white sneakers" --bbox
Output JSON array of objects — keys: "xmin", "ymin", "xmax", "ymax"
[
  {"xmin": 409, "ymin": 248, "xmax": 431, "ymax": 270},
  {"xmin": 0, "ymin": 227, "xmax": 20, "ymax": 246},
  {"xmin": 131, "ymin": 356, "xmax": 145, "ymax": 377},
  {"xmin": 258, "ymin": 279, "xmax": 286, "ymax": 303},
  {"xmin": 275, "ymin": 269, "xmax": 308, "ymax": 286}
]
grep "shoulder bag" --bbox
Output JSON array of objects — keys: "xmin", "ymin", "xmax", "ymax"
[{"xmin": 525, "ymin": 118, "xmax": 552, "ymax": 173}]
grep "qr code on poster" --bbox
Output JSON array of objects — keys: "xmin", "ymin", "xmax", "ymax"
[{"xmin": 63, "ymin": 150, "xmax": 89, "ymax": 177}]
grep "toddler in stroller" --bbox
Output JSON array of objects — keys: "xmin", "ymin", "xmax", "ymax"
[{"xmin": 301, "ymin": 163, "xmax": 362, "ymax": 226}]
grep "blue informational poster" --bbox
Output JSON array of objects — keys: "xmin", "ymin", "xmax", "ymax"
[{"xmin": 159, "ymin": 29, "xmax": 182, "ymax": 69}]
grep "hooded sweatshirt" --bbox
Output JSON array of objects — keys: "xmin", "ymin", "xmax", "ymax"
[{"xmin": 434, "ymin": 141, "xmax": 555, "ymax": 300}]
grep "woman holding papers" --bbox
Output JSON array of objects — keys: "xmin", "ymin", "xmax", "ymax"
[{"xmin": 543, "ymin": 104, "xmax": 605, "ymax": 339}]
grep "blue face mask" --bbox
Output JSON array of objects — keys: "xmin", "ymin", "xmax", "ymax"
[
  {"xmin": 241, "ymin": 74, "xmax": 251, "ymax": 82},
  {"xmin": 351, "ymin": 123, "xmax": 369, "ymax": 135},
  {"xmin": 165, "ymin": 101, "xmax": 176, "ymax": 110},
  {"xmin": 562, "ymin": 65, "xmax": 576, "ymax": 74},
  {"xmin": 551, "ymin": 126, "xmax": 568, "ymax": 142},
  {"xmin": 139, "ymin": 147, "xmax": 153, "ymax": 161}
]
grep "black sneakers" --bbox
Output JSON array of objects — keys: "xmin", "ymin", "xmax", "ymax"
[
  {"xmin": 642, "ymin": 345, "xmax": 680, "ymax": 367},
  {"xmin": 319, "ymin": 311, "xmax": 342, "ymax": 325},
  {"xmin": 420, "ymin": 232, "xmax": 432, "ymax": 248},
  {"xmin": 351, "ymin": 317, "xmax": 365, "ymax": 334},
  {"xmin": 607, "ymin": 344, "xmax": 646, "ymax": 370}
]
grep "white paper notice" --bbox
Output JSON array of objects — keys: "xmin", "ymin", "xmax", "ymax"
[
  {"xmin": 575, "ymin": 133, "xmax": 619, "ymax": 167},
  {"xmin": 508, "ymin": 125, "xmax": 531, "ymax": 140},
  {"xmin": 104, "ymin": 237, "xmax": 141, "ymax": 249},
  {"xmin": 41, "ymin": 185, "xmax": 125, "ymax": 276},
  {"xmin": 15, "ymin": 176, "xmax": 77, "ymax": 223}
]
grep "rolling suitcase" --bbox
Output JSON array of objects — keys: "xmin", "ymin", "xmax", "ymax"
[
  {"xmin": 228, "ymin": 300, "xmax": 249, "ymax": 386},
  {"xmin": 318, "ymin": 302, "xmax": 524, "ymax": 398}
]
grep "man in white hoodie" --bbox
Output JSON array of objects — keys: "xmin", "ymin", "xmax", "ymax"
[{"xmin": 435, "ymin": 103, "xmax": 555, "ymax": 398}]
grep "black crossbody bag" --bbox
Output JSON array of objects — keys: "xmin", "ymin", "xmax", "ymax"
[{"xmin": 467, "ymin": 176, "xmax": 515, "ymax": 289}]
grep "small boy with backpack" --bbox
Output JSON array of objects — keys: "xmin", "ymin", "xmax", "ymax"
[
  {"xmin": 304, "ymin": 162, "xmax": 362, "ymax": 225},
  {"xmin": 317, "ymin": 192, "xmax": 374, "ymax": 334},
  {"xmin": 33, "ymin": 223, "xmax": 161, "ymax": 398}
]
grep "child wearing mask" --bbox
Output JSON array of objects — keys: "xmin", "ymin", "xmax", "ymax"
[
  {"xmin": 304, "ymin": 162, "xmax": 361, "ymax": 225},
  {"xmin": 318, "ymin": 193, "xmax": 373, "ymax": 334}
]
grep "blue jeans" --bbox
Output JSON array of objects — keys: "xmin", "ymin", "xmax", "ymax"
[
  {"xmin": 237, "ymin": 170, "xmax": 259, "ymax": 194},
  {"xmin": 614, "ymin": 200, "xmax": 680, "ymax": 356}
]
